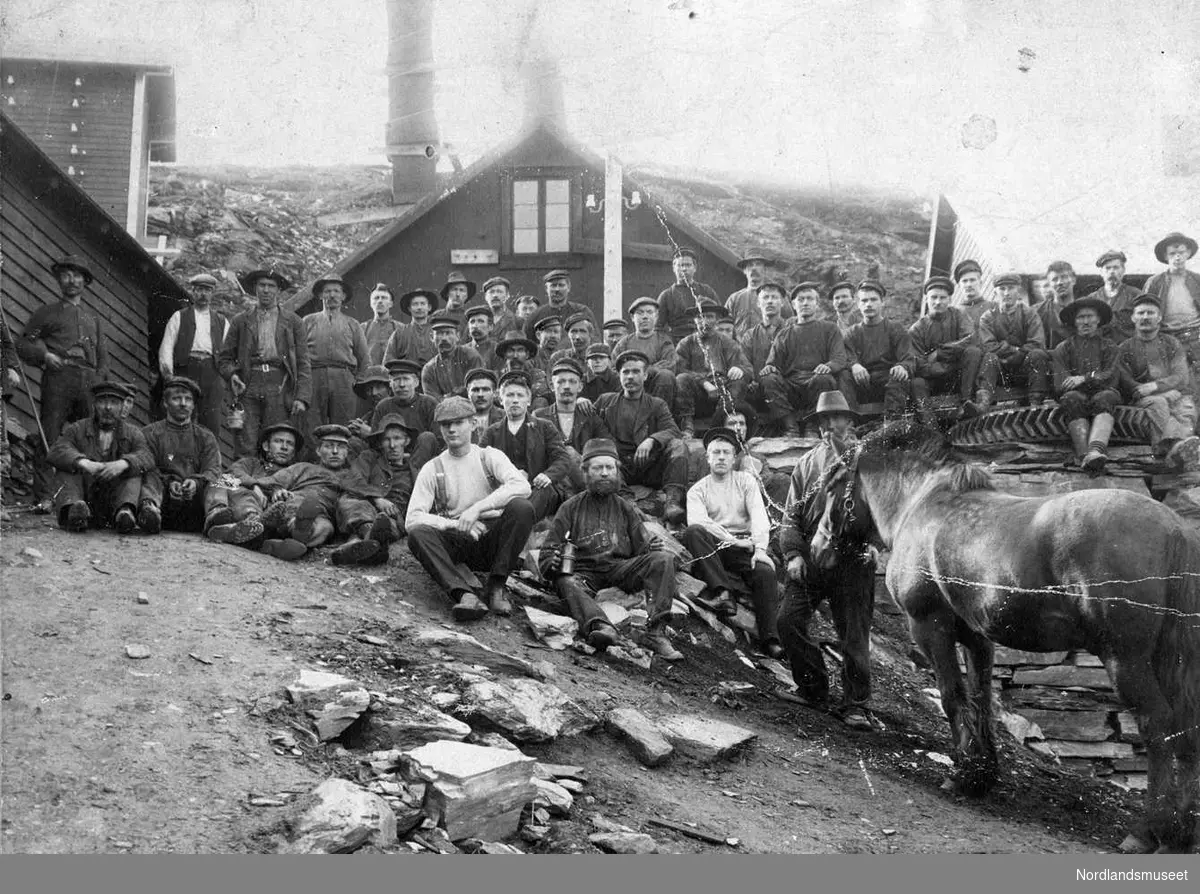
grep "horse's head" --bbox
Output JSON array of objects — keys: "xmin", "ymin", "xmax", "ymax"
[{"xmin": 809, "ymin": 448, "xmax": 878, "ymax": 568}]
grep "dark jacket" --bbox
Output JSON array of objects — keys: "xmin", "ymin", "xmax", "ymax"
[
  {"xmin": 594, "ymin": 390, "xmax": 680, "ymax": 455},
  {"xmin": 533, "ymin": 402, "xmax": 612, "ymax": 453},
  {"xmin": 219, "ymin": 306, "xmax": 313, "ymax": 407},
  {"xmin": 1050, "ymin": 334, "xmax": 1119, "ymax": 395},
  {"xmin": 1116, "ymin": 333, "xmax": 1191, "ymax": 397},
  {"xmin": 141, "ymin": 419, "xmax": 222, "ymax": 484},
  {"xmin": 538, "ymin": 490, "xmax": 653, "ymax": 578},
  {"xmin": 49, "ymin": 418, "xmax": 154, "ymax": 475},
  {"xmin": 908, "ymin": 308, "xmax": 977, "ymax": 377},
  {"xmin": 480, "ymin": 415, "xmax": 572, "ymax": 482},
  {"xmin": 779, "ymin": 436, "xmax": 851, "ymax": 563}
]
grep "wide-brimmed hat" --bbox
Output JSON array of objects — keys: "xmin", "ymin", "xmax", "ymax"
[
  {"xmin": 368, "ymin": 413, "xmax": 419, "ymax": 443},
  {"xmin": 239, "ymin": 269, "xmax": 291, "ymax": 292},
  {"xmin": 384, "ymin": 358, "xmax": 423, "ymax": 377},
  {"xmin": 627, "ymin": 297, "xmax": 658, "ymax": 315},
  {"xmin": 260, "ymin": 421, "xmax": 304, "ymax": 451},
  {"xmin": 702, "ymin": 426, "xmax": 742, "ymax": 452},
  {"xmin": 399, "ymin": 289, "xmax": 439, "ymax": 316},
  {"xmin": 614, "ymin": 349, "xmax": 650, "ymax": 370},
  {"xmin": 1095, "ymin": 250, "xmax": 1127, "ymax": 268},
  {"xmin": 312, "ymin": 274, "xmax": 353, "ymax": 305},
  {"xmin": 313, "ymin": 424, "xmax": 352, "ymax": 443},
  {"xmin": 433, "ymin": 395, "xmax": 475, "ymax": 423},
  {"xmin": 161, "ymin": 375, "xmax": 201, "ymax": 400},
  {"xmin": 91, "ymin": 380, "xmax": 132, "ymax": 401},
  {"xmin": 51, "ymin": 255, "xmax": 95, "ymax": 284},
  {"xmin": 1154, "ymin": 231, "xmax": 1198, "ymax": 264},
  {"xmin": 353, "ymin": 365, "xmax": 392, "ymax": 398},
  {"xmin": 497, "ymin": 330, "xmax": 538, "ymax": 357},
  {"xmin": 804, "ymin": 390, "xmax": 860, "ymax": 422},
  {"xmin": 580, "ymin": 438, "xmax": 619, "ymax": 464},
  {"xmin": 439, "ymin": 271, "xmax": 477, "ymax": 301},
  {"xmin": 736, "ymin": 253, "xmax": 772, "ymax": 270},
  {"xmin": 952, "ymin": 259, "xmax": 982, "ymax": 282},
  {"xmin": 1058, "ymin": 296, "xmax": 1113, "ymax": 328}
]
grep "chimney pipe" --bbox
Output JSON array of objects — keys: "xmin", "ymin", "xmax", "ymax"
[
  {"xmin": 386, "ymin": 0, "xmax": 440, "ymax": 203},
  {"xmin": 521, "ymin": 51, "xmax": 567, "ymax": 132}
]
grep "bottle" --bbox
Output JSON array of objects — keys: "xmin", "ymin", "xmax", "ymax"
[{"xmin": 560, "ymin": 540, "xmax": 575, "ymax": 575}]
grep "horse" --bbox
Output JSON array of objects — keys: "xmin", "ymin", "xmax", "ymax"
[{"xmin": 811, "ymin": 419, "xmax": 1200, "ymax": 853}]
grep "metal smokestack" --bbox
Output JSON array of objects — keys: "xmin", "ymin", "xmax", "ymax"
[
  {"xmin": 520, "ymin": 50, "xmax": 566, "ymax": 131},
  {"xmin": 386, "ymin": 0, "xmax": 440, "ymax": 203}
]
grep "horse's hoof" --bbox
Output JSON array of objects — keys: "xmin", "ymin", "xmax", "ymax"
[{"xmin": 1117, "ymin": 833, "xmax": 1155, "ymax": 854}]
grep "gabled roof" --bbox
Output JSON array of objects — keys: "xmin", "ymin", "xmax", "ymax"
[
  {"xmin": 291, "ymin": 119, "xmax": 742, "ymax": 303},
  {"xmin": 0, "ymin": 40, "xmax": 173, "ymax": 72}
]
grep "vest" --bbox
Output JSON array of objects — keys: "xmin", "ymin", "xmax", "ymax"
[{"xmin": 174, "ymin": 308, "xmax": 225, "ymax": 369}]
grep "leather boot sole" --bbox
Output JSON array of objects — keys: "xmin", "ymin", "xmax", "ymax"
[
  {"xmin": 332, "ymin": 539, "xmax": 384, "ymax": 566},
  {"xmin": 208, "ymin": 517, "xmax": 265, "ymax": 545},
  {"xmin": 451, "ymin": 594, "xmax": 489, "ymax": 622},
  {"xmin": 262, "ymin": 538, "xmax": 307, "ymax": 561}
]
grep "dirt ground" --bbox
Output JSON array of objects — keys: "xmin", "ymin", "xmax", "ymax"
[{"xmin": 0, "ymin": 509, "xmax": 1143, "ymax": 854}]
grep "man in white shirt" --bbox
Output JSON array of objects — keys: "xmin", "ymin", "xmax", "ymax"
[
  {"xmin": 158, "ymin": 272, "xmax": 230, "ymax": 441},
  {"xmin": 405, "ymin": 396, "xmax": 535, "ymax": 621},
  {"xmin": 680, "ymin": 427, "xmax": 783, "ymax": 658}
]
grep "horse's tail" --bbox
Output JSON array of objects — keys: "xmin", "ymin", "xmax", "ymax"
[{"xmin": 1155, "ymin": 528, "xmax": 1200, "ymax": 753}]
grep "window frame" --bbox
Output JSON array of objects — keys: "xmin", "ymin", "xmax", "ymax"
[{"xmin": 499, "ymin": 167, "xmax": 583, "ymax": 269}]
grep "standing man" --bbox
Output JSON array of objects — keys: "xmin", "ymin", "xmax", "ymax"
[
  {"xmin": 561, "ymin": 313, "xmax": 595, "ymax": 368},
  {"xmin": 361, "ymin": 284, "xmax": 402, "ymax": 366},
  {"xmin": 582, "ymin": 343, "xmax": 621, "ymax": 402},
  {"xmin": 595, "ymin": 351, "xmax": 688, "ymax": 524},
  {"xmin": 726, "ymin": 253, "xmax": 792, "ymax": 337},
  {"xmin": 405, "ymin": 396, "xmax": 535, "ymax": 621},
  {"xmin": 531, "ymin": 316, "xmax": 565, "ymax": 379},
  {"xmin": 19, "ymin": 255, "xmax": 109, "ymax": 505},
  {"xmin": 908, "ymin": 275, "xmax": 984, "ymax": 419},
  {"xmin": 157, "ymin": 272, "xmax": 229, "ymax": 442},
  {"xmin": 777, "ymin": 391, "xmax": 879, "ymax": 731},
  {"xmin": 1143, "ymin": 231, "xmax": 1200, "ymax": 386},
  {"xmin": 844, "ymin": 281, "xmax": 915, "ymax": 418},
  {"xmin": 657, "ymin": 248, "xmax": 721, "ymax": 343},
  {"xmin": 952, "ymin": 260, "xmax": 995, "ymax": 331},
  {"xmin": 303, "ymin": 274, "xmax": 370, "ymax": 433},
  {"xmin": 828, "ymin": 281, "xmax": 862, "ymax": 338},
  {"xmin": 219, "ymin": 268, "xmax": 311, "ymax": 457},
  {"xmin": 1051, "ymin": 296, "xmax": 1121, "ymax": 473},
  {"xmin": 465, "ymin": 305, "xmax": 498, "ymax": 370},
  {"xmin": 613, "ymin": 297, "xmax": 678, "ymax": 408},
  {"xmin": 383, "ymin": 288, "xmax": 439, "ymax": 369},
  {"xmin": 674, "ymin": 300, "xmax": 751, "ymax": 437},
  {"xmin": 1036, "ymin": 261, "xmax": 1078, "ymax": 350},
  {"xmin": 481, "ymin": 276, "xmax": 519, "ymax": 337},
  {"xmin": 1087, "ymin": 251, "xmax": 1140, "ymax": 343},
  {"xmin": 975, "ymin": 272, "xmax": 1051, "ymax": 412},
  {"xmin": 422, "ymin": 311, "xmax": 483, "ymax": 400},
  {"xmin": 439, "ymin": 271, "xmax": 476, "ymax": 323},
  {"xmin": 524, "ymin": 270, "xmax": 595, "ymax": 340}
]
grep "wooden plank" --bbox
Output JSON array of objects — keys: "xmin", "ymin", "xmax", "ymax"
[
  {"xmin": 992, "ymin": 647, "xmax": 1069, "ymax": 666},
  {"xmin": 1010, "ymin": 666, "xmax": 1113, "ymax": 689},
  {"xmin": 1016, "ymin": 709, "xmax": 1113, "ymax": 742},
  {"xmin": 317, "ymin": 205, "xmax": 414, "ymax": 228},
  {"xmin": 1004, "ymin": 688, "xmax": 1122, "ymax": 712},
  {"xmin": 1028, "ymin": 739, "xmax": 1134, "ymax": 760}
]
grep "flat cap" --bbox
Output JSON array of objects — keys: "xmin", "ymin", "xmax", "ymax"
[
  {"xmin": 603, "ymin": 317, "xmax": 630, "ymax": 330},
  {"xmin": 563, "ymin": 312, "xmax": 592, "ymax": 331},
  {"xmin": 533, "ymin": 315, "xmax": 564, "ymax": 333},
  {"xmin": 856, "ymin": 279, "xmax": 887, "ymax": 298},
  {"xmin": 313, "ymin": 424, "xmax": 352, "ymax": 443},
  {"xmin": 673, "ymin": 247, "xmax": 697, "ymax": 261},
  {"xmin": 953, "ymin": 259, "xmax": 982, "ymax": 282},
  {"xmin": 481, "ymin": 276, "xmax": 511, "ymax": 292},
  {"xmin": 627, "ymin": 297, "xmax": 659, "ymax": 315},
  {"xmin": 551, "ymin": 357, "xmax": 585, "ymax": 378},
  {"xmin": 497, "ymin": 369, "xmax": 533, "ymax": 392},
  {"xmin": 91, "ymin": 380, "xmax": 132, "ymax": 400},
  {"xmin": 586, "ymin": 342, "xmax": 612, "ymax": 358},
  {"xmin": 433, "ymin": 395, "xmax": 475, "ymax": 423},
  {"xmin": 428, "ymin": 310, "xmax": 462, "ymax": 330},
  {"xmin": 542, "ymin": 269, "xmax": 571, "ymax": 283},
  {"xmin": 827, "ymin": 280, "xmax": 856, "ymax": 297},
  {"xmin": 703, "ymin": 426, "xmax": 742, "ymax": 452},
  {"xmin": 695, "ymin": 299, "xmax": 724, "ymax": 315},
  {"xmin": 260, "ymin": 421, "xmax": 304, "ymax": 450},
  {"xmin": 188, "ymin": 273, "xmax": 219, "ymax": 288},
  {"xmin": 790, "ymin": 281, "xmax": 823, "ymax": 299},
  {"xmin": 922, "ymin": 275, "xmax": 955, "ymax": 294},
  {"xmin": 614, "ymin": 349, "xmax": 650, "ymax": 370},
  {"xmin": 755, "ymin": 281, "xmax": 788, "ymax": 296},
  {"xmin": 1095, "ymin": 250, "xmax": 1127, "ymax": 268},
  {"xmin": 581, "ymin": 438, "xmax": 619, "ymax": 464},
  {"xmin": 464, "ymin": 367, "xmax": 498, "ymax": 386},
  {"xmin": 992, "ymin": 272, "xmax": 1023, "ymax": 288},
  {"xmin": 1131, "ymin": 293, "xmax": 1161, "ymax": 310},
  {"xmin": 464, "ymin": 304, "xmax": 494, "ymax": 321},
  {"xmin": 161, "ymin": 375, "xmax": 201, "ymax": 400},
  {"xmin": 384, "ymin": 359, "xmax": 423, "ymax": 376}
]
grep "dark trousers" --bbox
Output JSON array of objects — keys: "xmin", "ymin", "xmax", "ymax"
[
  {"xmin": 675, "ymin": 373, "xmax": 747, "ymax": 418},
  {"xmin": 173, "ymin": 357, "xmax": 226, "ymax": 449},
  {"xmin": 140, "ymin": 471, "xmax": 229, "ymax": 531},
  {"xmin": 680, "ymin": 525, "xmax": 779, "ymax": 643},
  {"xmin": 237, "ymin": 366, "xmax": 292, "ymax": 457},
  {"xmin": 776, "ymin": 558, "xmax": 875, "ymax": 708},
  {"xmin": 306, "ymin": 366, "xmax": 357, "ymax": 433},
  {"xmin": 761, "ymin": 372, "xmax": 837, "ymax": 423},
  {"xmin": 54, "ymin": 469, "xmax": 142, "ymax": 528},
  {"xmin": 910, "ymin": 346, "xmax": 984, "ymax": 403},
  {"xmin": 852, "ymin": 370, "xmax": 911, "ymax": 416},
  {"xmin": 33, "ymin": 364, "xmax": 94, "ymax": 500},
  {"xmin": 618, "ymin": 439, "xmax": 688, "ymax": 492},
  {"xmin": 644, "ymin": 368, "xmax": 677, "ymax": 409},
  {"xmin": 978, "ymin": 349, "xmax": 1050, "ymax": 396},
  {"xmin": 554, "ymin": 550, "xmax": 678, "ymax": 628},
  {"xmin": 1058, "ymin": 387, "xmax": 1120, "ymax": 422},
  {"xmin": 529, "ymin": 483, "xmax": 563, "ymax": 522},
  {"xmin": 407, "ymin": 499, "xmax": 535, "ymax": 599}
]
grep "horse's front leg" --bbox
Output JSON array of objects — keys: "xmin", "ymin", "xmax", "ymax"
[
  {"xmin": 909, "ymin": 606, "xmax": 972, "ymax": 789},
  {"xmin": 957, "ymin": 621, "xmax": 999, "ymax": 796}
]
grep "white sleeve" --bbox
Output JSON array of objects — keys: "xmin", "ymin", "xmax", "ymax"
[{"xmin": 158, "ymin": 311, "xmax": 181, "ymax": 374}]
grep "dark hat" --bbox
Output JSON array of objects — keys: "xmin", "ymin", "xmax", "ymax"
[
  {"xmin": 312, "ymin": 274, "xmax": 352, "ymax": 304},
  {"xmin": 756, "ymin": 281, "xmax": 788, "ymax": 297},
  {"xmin": 433, "ymin": 395, "xmax": 475, "ymax": 423},
  {"xmin": 922, "ymin": 275, "xmax": 955, "ymax": 295},
  {"xmin": 498, "ymin": 369, "xmax": 533, "ymax": 392},
  {"xmin": 533, "ymin": 315, "xmax": 564, "ymax": 333},
  {"xmin": 718, "ymin": 311, "xmax": 734, "ymax": 325},
  {"xmin": 673, "ymin": 247, "xmax": 697, "ymax": 261},
  {"xmin": 514, "ymin": 293, "xmax": 541, "ymax": 306},
  {"xmin": 313, "ymin": 424, "xmax": 352, "ymax": 443},
  {"xmin": 481, "ymin": 276, "xmax": 511, "ymax": 292},
  {"xmin": 369, "ymin": 282, "xmax": 395, "ymax": 297},
  {"xmin": 952, "ymin": 259, "xmax": 982, "ymax": 282},
  {"xmin": 602, "ymin": 317, "xmax": 629, "ymax": 330},
  {"xmin": 464, "ymin": 367, "xmax": 498, "ymax": 387},
  {"xmin": 239, "ymin": 269, "xmax": 291, "ymax": 292},
  {"xmin": 586, "ymin": 342, "xmax": 612, "ymax": 359},
  {"xmin": 827, "ymin": 280, "xmax": 856, "ymax": 297},
  {"xmin": 736, "ymin": 253, "xmax": 771, "ymax": 270},
  {"xmin": 703, "ymin": 426, "xmax": 742, "ymax": 452},
  {"xmin": 856, "ymin": 279, "xmax": 887, "ymax": 298},
  {"xmin": 551, "ymin": 357, "xmax": 585, "ymax": 378},
  {"xmin": 368, "ymin": 413, "xmax": 418, "ymax": 443},
  {"xmin": 399, "ymin": 288, "xmax": 439, "ymax": 316},
  {"xmin": 51, "ymin": 255, "xmax": 95, "ymax": 284},
  {"xmin": 614, "ymin": 349, "xmax": 650, "ymax": 370},
  {"xmin": 804, "ymin": 390, "xmax": 860, "ymax": 422},
  {"xmin": 464, "ymin": 304, "xmax": 494, "ymax": 322},
  {"xmin": 695, "ymin": 299, "xmax": 723, "ymax": 315},
  {"xmin": 161, "ymin": 375, "xmax": 201, "ymax": 400},
  {"xmin": 1094, "ymin": 250, "xmax": 1127, "ymax": 268},
  {"xmin": 790, "ymin": 281, "xmax": 823, "ymax": 299},
  {"xmin": 627, "ymin": 296, "xmax": 659, "ymax": 315},
  {"xmin": 187, "ymin": 272, "xmax": 218, "ymax": 288},
  {"xmin": 1131, "ymin": 293, "xmax": 1161, "ymax": 310},
  {"xmin": 429, "ymin": 310, "xmax": 462, "ymax": 331},
  {"xmin": 497, "ymin": 330, "xmax": 538, "ymax": 357},
  {"xmin": 259, "ymin": 421, "xmax": 304, "ymax": 450},
  {"xmin": 384, "ymin": 359, "xmax": 423, "ymax": 377},
  {"xmin": 1154, "ymin": 231, "xmax": 1198, "ymax": 264},
  {"xmin": 353, "ymin": 365, "xmax": 392, "ymax": 398},
  {"xmin": 992, "ymin": 271, "xmax": 1023, "ymax": 288},
  {"xmin": 91, "ymin": 379, "xmax": 132, "ymax": 401},
  {"xmin": 1058, "ymin": 296, "xmax": 1113, "ymax": 328},
  {"xmin": 439, "ymin": 271, "xmax": 477, "ymax": 300},
  {"xmin": 580, "ymin": 438, "xmax": 619, "ymax": 464},
  {"xmin": 542, "ymin": 269, "xmax": 571, "ymax": 284},
  {"xmin": 563, "ymin": 312, "xmax": 592, "ymax": 331}
]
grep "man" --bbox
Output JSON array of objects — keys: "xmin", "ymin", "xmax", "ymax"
[
  {"xmin": 495, "ymin": 329, "xmax": 551, "ymax": 408},
  {"xmin": 759, "ymin": 282, "xmax": 848, "ymax": 437},
  {"xmin": 1030, "ymin": 274, "xmax": 1054, "ymax": 305},
  {"xmin": 538, "ymin": 438, "xmax": 682, "ymax": 659},
  {"xmin": 561, "ymin": 312, "xmax": 595, "ymax": 368},
  {"xmin": 535, "ymin": 356, "xmax": 612, "ymax": 460},
  {"xmin": 908, "ymin": 275, "xmax": 984, "ymax": 419},
  {"xmin": 209, "ymin": 421, "xmax": 305, "ymax": 558},
  {"xmin": 302, "ymin": 274, "xmax": 370, "ymax": 434},
  {"xmin": 439, "ymin": 271, "xmax": 477, "ymax": 323},
  {"xmin": 157, "ymin": 272, "xmax": 229, "ymax": 441},
  {"xmin": 681, "ymin": 427, "xmax": 782, "ymax": 658},
  {"xmin": 369, "ymin": 359, "xmax": 440, "ymax": 470},
  {"xmin": 740, "ymin": 282, "xmax": 789, "ymax": 388},
  {"xmin": 48, "ymin": 380, "xmax": 152, "ymax": 534},
  {"xmin": 422, "ymin": 311, "xmax": 483, "ymax": 400},
  {"xmin": 531, "ymin": 316, "xmax": 564, "ymax": 378},
  {"xmin": 346, "ymin": 413, "xmax": 421, "ymax": 549},
  {"xmin": 613, "ymin": 297, "xmax": 678, "ymax": 408},
  {"xmin": 406, "ymin": 396, "xmax": 535, "ymax": 621},
  {"xmin": 582, "ymin": 342, "xmax": 621, "ymax": 402},
  {"xmin": 675, "ymin": 300, "xmax": 751, "ymax": 437},
  {"xmin": 524, "ymin": 270, "xmax": 595, "ymax": 340},
  {"xmin": 481, "ymin": 370, "xmax": 572, "ymax": 521},
  {"xmin": 1116, "ymin": 294, "xmax": 1200, "ymax": 469},
  {"xmin": 602, "ymin": 318, "xmax": 629, "ymax": 349},
  {"xmin": 1052, "ymin": 296, "xmax": 1121, "ymax": 473},
  {"xmin": 349, "ymin": 365, "xmax": 393, "ymax": 436},
  {"xmin": 596, "ymin": 351, "xmax": 688, "ymax": 524},
  {"xmin": 726, "ymin": 253, "xmax": 791, "ymax": 337},
  {"xmin": 481, "ymin": 276, "xmax": 519, "ymax": 338},
  {"xmin": 514, "ymin": 294, "xmax": 540, "ymax": 327},
  {"xmin": 1087, "ymin": 251, "xmax": 1140, "ymax": 343},
  {"xmin": 844, "ymin": 281, "xmax": 915, "ymax": 418},
  {"xmin": 383, "ymin": 289, "xmax": 438, "ymax": 369},
  {"xmin": 952, "ymin": 260, "xmax": 995, "ymax": 331},
  {"xmin": 1143, "ymin": 232, "xmax": 1200, "ymax": 384},
  {"xmin": 657, "ymin": 248, "xmax": 721, "ymax": 342},
  {"xmin": 1036, "ymin": 261, "xmax": 1077, "ymax": 350},
  {"xmin": 19, "ymin": 255, "xmax": 110, "ymax": 504},
  {"xmin": 828, "ymin": 281, "xmax": 862, "ymax": 338},
  {"xmin": 465, "ymin": 305, "xmax": 498, "ymax": 370},
  {"xmin": 974, "ymin": 271, "xmax": 1051, "ymax": 412},
  {"xmin": 138, "ymin": 376, "xmax": 230, "ymax": 535},
  {"xmin": 711, "ymin": 404, "xmax": 765, "ymax": 477},
  {"xmin": 778, "ymin": 391, "xmax": 878, "ymax": 731},
  {"xmin": 465, "ymin": 367, "xmax": 505, "ymax": 442},
  {"xmin": 716, "ymin": 312, "xmax": 737, "ymax": 341},
  {"xmin": 361, "ymin": 284, "xmax": 402, "ymax": 366},
  {"xmin": 220, "ymin": 268, "xmax": 311, "ymax": 457}
]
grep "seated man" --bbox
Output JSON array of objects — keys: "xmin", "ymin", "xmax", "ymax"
[
  {"xmin": 138, "ymin": 376, "xmax": 231, "ymax": 535},
  {"xmin": 975, "ymin": 271, "xmax": 1051, "ymax": 412},
  {"xmin": 596, "ymin": 351, "xmax": 689, "ymax": 524},
  {"xmin": 582, "ymin": 343, "xmax": 621, "ymax": 401},
  {"xmin": 464, "ymin": 305, "xmax": 498, "ymax": 370},
  {"xmin": 845, "ymin": 281, "xmax": 915, "ymax": 418},
  {"xmin": 370, "ymin": 359, "xmax": 440, "ymax": 471},
  {"xmin": 495, "ymin": 329, "xmax": 551, "ymax": 409},
  {"xmin": 538, "ymin": 438, "xmax": 683, "ymax": 660},
  {"xmin": 716, "ymin": 311, "xmax": 737, "ymax": 341},
  {"xmin": 464, "ymin": 367, "xmax": 505, "ymax": 443},
  {"xmin": 681, "ymin": 427, "xmax": 783, "ymax": 658},
  {"xmin": 534, "ymin": 357, "xmax": 612, "ymax": 496},
  {"xmin": 513, "ymin": 294, "xmax": 540, "ymax": 329},
  {"xmin": 613, "ymin": 297, "xmax": 677, "ymax": 408},
  {"xmin": 480, "ymin": 369, "xmax": 572, "ymax": 522},
  {"xmin": 1116, "ymin": 294, "xmax": 1200, "ymax": 469},
  {"xmin": 334, "ymin": 414, "xmax": 419, "ymax": 565},
  {"xmin": 711, "ymin": 403, "xmax": 764, "ymax": 477},
  {"xmin": 908, "ymin": 275, "xmax": 984, "ymax": 420},
  {"xmin": 405, "ymin": 396, "xmax": 535, "ymax": 622},
  {"xmin": 828, "ymin": 280, "xmax": 862, "ymax": 338},
  {"xmin": 561, "ymin": 312, "xmax": 595, "ymax": 368},
  {"xmin": 48, "ymin": 380, "xmax": 154, "ymax": 534},
  {"xmin": 602, "ymin": 318, "xmax": 629, "ymax": 349},
  {"xmin": 531, "ymin": 316, "xmax": 564, "ymax": 379},
  {"xmin": 739, "ymin": 282, "xmax": 790, "ymax": 407},
  {"xmin": 759, "ymin": 282, "xmax": 849, "ymax": 436},
  {"xmin": 1052, "ymin": 297, "xmax": 1121, "ymax": 473},
  {"xmin": 675, "ymin": 300, "xmax": 751, "ymax": 437},
  {"xmin": 421, "ymin": 311, "xmax": 483, "ymax": 400},
  {"xmin": 350, "ymin": 365, "xmax": 394, "ymax": 431},
  {"xmin": 208, "ymin": 421, "xmax": 303, "ymax": 555}
]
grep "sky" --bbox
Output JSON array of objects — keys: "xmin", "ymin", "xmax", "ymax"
[{"xmin": 3, "ymin": 0, "xmax": 1198, "ymax": 198}]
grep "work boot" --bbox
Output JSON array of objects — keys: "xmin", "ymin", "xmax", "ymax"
[
  {"xmin": 136, "ymin": 500, "xmax": 161, "ymax": 535},
  {"xmin": 61, "ymin": 500, "xmax": 91, "ymax": 532},
  {"xmin": 202, "ymin": 505, "xmax": 234, "ymax": 535},
  {"xmin": 1081, "ymin": 413, "xmax": 1114, "ymax": 474},
  {"xmin": 261, "ymin": 498, "xmax": 294, "ymax": 535},
  {"xmin": 484, "ymin": 577, "xmax": 512, "ymax": 616},
  {"xmin": 960, "ymin": 389, "xmax": 991, "ymax": 418},
  {"xmin": 369, "ymin": 513, "xmax": 397, "ymax": 546},
  {"xmin": 679, "ymin": 415, "xmax": 696, "ymax": 440},
  {"xmin": 331, "ymin": 537, "xmax": 383, "ymax": 566},
  {"xmin": 261, "ymin": 538, "xmax": 307, "ymax": 561},
  {"xmin": 663, "ymin": 487, "xmax": 686, "ymax": 526},
  {"xmin": 290, "ymin": 496, "xmax": 323, "ymax": 544},
  {"xmin": 451, "ymin": 592, "xmax": 489, "ymax": 622},
  {"xmin": 115, "ymin": 505, "xmax": 138, "ymax": 535},
  {"xmin": 840, "ymin": 706, "xmax": 880, "ymax": 732},
  {"xmin": 699, "ymin": 588, "xmax": 737, "ymax": 617},
  {"xmin": 207, "ymin": 516, "xmax": 265, "ymax": 546},
  {"xmin": 1067, "ymin": 418, "xmax": 1090, "ymax": 463},
  {"xmin": 641, "ymin": 623, "xmax": 683, "ymax": 661},
  {"xmin": 586, "ymin": 621, "xmax": 619, "ymax": 651},
  {"xmin": 1167, "ymin": 435, "xmax": 1200, "ymax": 471}
]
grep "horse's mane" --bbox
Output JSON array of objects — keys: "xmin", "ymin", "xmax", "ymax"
[{"xmin": 857, "ymin": 419, "xmax": 994, "ymax": 493}]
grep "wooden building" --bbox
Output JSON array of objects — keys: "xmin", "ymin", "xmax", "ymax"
[
  {"xmin": 1, "ymin": 112, "xmax": 187, "ymax": 434},
  {"xmin": 0, "ymin": 47, "xmax": 176, "ymax": 241},
  {"xmin": 287, "ymin": 121, "xmax": 745, "ymax": 322}
]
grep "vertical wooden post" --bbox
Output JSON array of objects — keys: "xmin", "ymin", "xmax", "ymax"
[{"xmin": 603, "ymin": 151, "xmax": 623, "ymax": 322}]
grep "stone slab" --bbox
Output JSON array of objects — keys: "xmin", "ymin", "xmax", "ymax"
[
  {"xmin": 606, "ymin": 708, "xmax": 674, "ymax": 767},
  {"xmin": 1016, "ymin": 709, "xmax": 1113, "ymax": 742},
  {"xmin": 1028, "ymin": 739, "xmax": 1134, "ymax": 760},
  {"xmin": 656, "ymin": 714, "xmax": 756, "ymax": 762},
  {"xmin": 458, "ymin": 678, "xmax": 601, "ymax": 743},
  {"xmin": 275, "ymin": 778, "xmax": 397, "ymax": 854},
  {"xmin": 992, "ymin": 647, "xmax": 1070, "ymax": 666}
]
